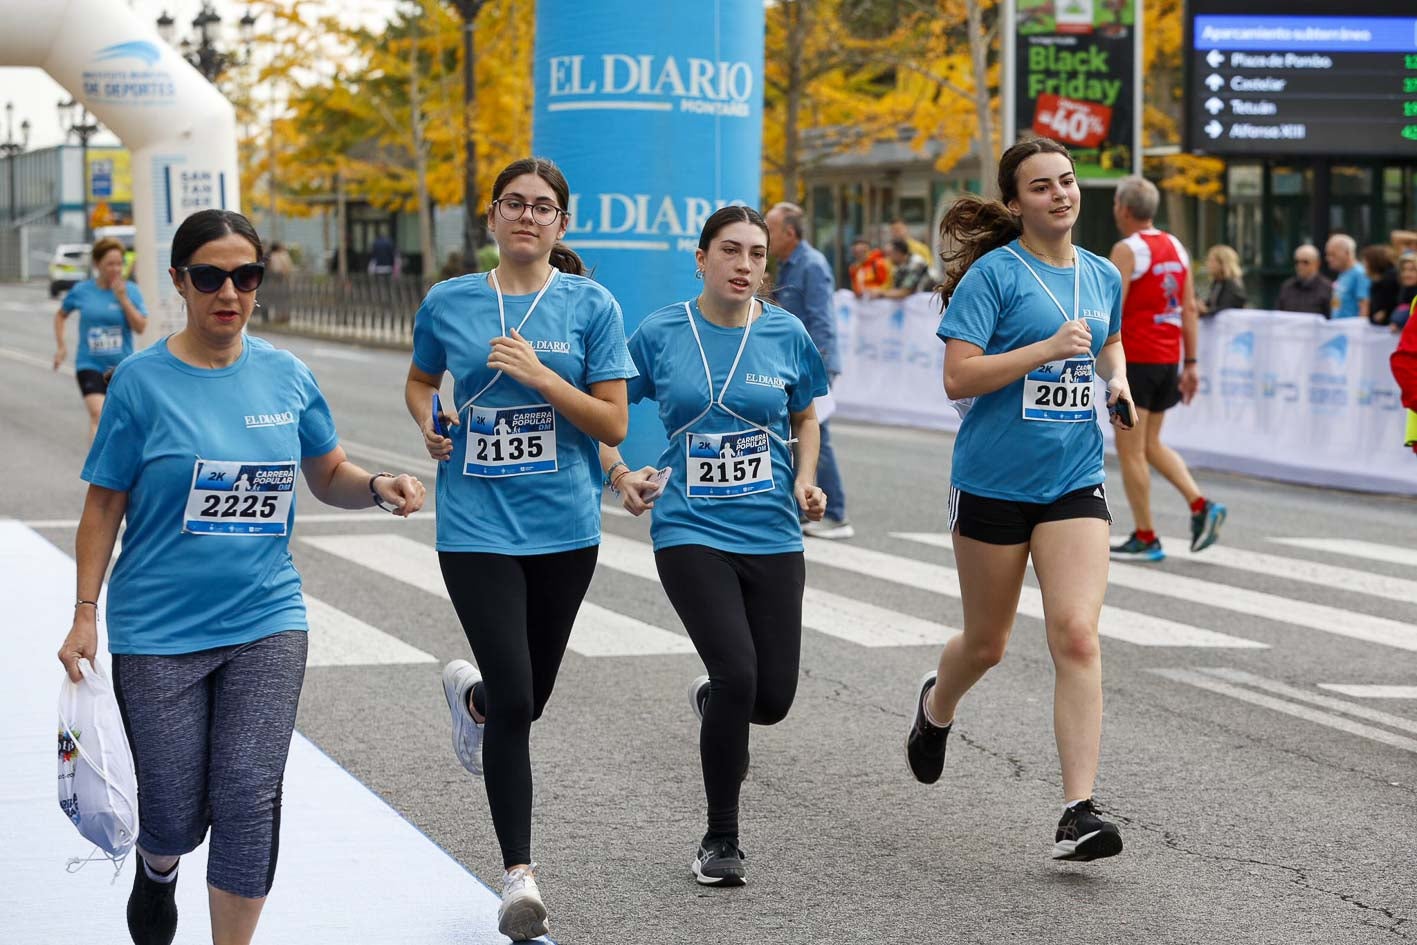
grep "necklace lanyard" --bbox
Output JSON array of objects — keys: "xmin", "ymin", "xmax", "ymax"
[
  {"xmin": 457, "ymin": 267, "xmax": 558, "ymax": 414},
  {"xmin": 1004, "ymin": 244, "xmax": 1081, "ymax": 326},
  {"xmin": 670, "ymin": 299, "xmax": 793, "ymax": 446}
]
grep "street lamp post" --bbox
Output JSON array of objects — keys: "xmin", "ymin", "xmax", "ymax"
[
  {"xmin": 2, "ymin": 101, "xmax": 32, "ymax": 223},
  {"xmin": 449, "ymin": 0, "xmax": 488, "ymax": 271},
  {"xmin": 156, "ymin": 3, "xmax": 256, "ymax": 84},
  {"xmin": 57, "ymin": 99, "xmax": 100, "ymax": 241}
]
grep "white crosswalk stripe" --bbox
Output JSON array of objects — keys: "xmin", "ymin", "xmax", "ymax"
[
  {"xmin": 299, "ymin": 533, "xmax": 696, "ymax": 658},
  {"xmin": 1158, "ymin": 536, "xmax": 1417, "ymax": 606},
  {"xmin": 303, "ymin": 596, "xmax": 437, "ymax": 667},
  {"xmin": 1318, "ymin": 685, "xmax": 1417, "ymax": 699},
  {"xmin": 806, "ymin": 535, "xmax": 1265, "ymax": 648},
  {"xmin": 1268, "ymin": 536, "xmax": 1417, "ymax": 569},
  {"xmin": 596, "ymin": 534, "xmax": 957, "ymax": 647},
  {"xmin": 896, "ymin": 532, "xmax": 1417, "ymax": 653}
]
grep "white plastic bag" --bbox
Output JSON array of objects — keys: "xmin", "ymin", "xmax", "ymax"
[{"xmin": 58, "ymin": 657, "xmax": 139, "ymax": 874}]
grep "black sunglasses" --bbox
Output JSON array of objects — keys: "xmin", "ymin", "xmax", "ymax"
[{"xmin": 179, "ymin": 263, "xmax": 266, "ymax": 293}]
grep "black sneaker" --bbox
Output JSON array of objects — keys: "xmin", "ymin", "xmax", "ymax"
[
  {"xmin": 905, "ymin": 671, "xmax": 951, "ymax": 784},
  {"xmin": 692, "ymin": 837, "xmax": 747, "ymax": 887},
  {"xmin": 1190, "ymin": 500, "xmax": 1227, "ymax": 552},
  {"xmin": 1052, "ymin": 799, "xmax": 1123, "ymax": 861},
  {"xmin": 1110, "ymin": 532, "xmax": 1165, "ymax": 561},
  {"xmin": 127, "ymin": 859, "xmax": 179, "ymax": 945}
]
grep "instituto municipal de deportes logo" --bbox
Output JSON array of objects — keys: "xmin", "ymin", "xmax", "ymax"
[{"xmin": 84, "ymin": 40, "xmax": 176, "ymax": 106}]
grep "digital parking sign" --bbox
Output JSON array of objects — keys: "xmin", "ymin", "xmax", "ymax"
[{"xmin": 1185, "ymin": 0, "xmax": 1417, "ymax": 157}]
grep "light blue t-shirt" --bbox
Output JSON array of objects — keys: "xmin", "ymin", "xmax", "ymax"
[
  {"xmin": 412, "ymin": 271, "xmax": 637, "ymax": 554},
  {"xmin": 1331, "ymin": 266, "xmax": 1369, "ymax": 320},
  {"xmin": 81, "ymin": 336, "xmax": 339, "ymax": 655},
  {"xmin": 628, "ymin": 300, "xmax": 829, "ymax": 554},
  {"xmin": 62, "ymin": 279, "xmax": 146, "ymax": 373},
  {"xmin": 938, "ymin": 241, "xmax": 1123, "ymax": 503}
]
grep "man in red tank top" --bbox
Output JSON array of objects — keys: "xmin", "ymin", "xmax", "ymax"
[{"xmin": 1108, "ymin": 176, "xmax": 1226, "ymax": 561}]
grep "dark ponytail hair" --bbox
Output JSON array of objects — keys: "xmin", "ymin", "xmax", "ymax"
[
  {"xmin": 937, "ymin": 137, "xmax": 1074, "ymax": 306},
  {"xmin": 170, "ymin": 209, "xmax": 262, "ymax": 269},
  {"xmin": 490, "ymin": 156, "xmax": 585, "ymax": 276},
  {"xmin": 698, "ymin": 204, "xmax": 769, "ymax": 252}
]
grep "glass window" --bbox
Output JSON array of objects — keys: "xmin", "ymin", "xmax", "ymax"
[{"xmin": 1330, "ymin": 165, "xmax": 1373, "ymax": 196}]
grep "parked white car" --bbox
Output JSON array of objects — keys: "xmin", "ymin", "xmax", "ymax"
[{"xmin": 48, "ymin": 244, "xmax": 91, "ymax": 298}]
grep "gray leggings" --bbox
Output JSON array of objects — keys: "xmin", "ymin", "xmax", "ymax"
[{"xmin": 112, "ymin": 630, "xmax": 307, "ymax": 899}]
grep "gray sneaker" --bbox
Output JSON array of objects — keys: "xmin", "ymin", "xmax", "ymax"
[
  {"xmin": 441, "ymin": 660, "xmax": 484, "ymax": 776},
  {"xmin": 688, "ymin": 674, "xmax": 710, "ymax": 722},
  {"xmin": 802, "ymin": 516, "xmax": 855, "ymax": 540}
]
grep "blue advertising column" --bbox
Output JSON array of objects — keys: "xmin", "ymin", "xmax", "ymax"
[{"xmin": 533, "ymin": 0, "xmax": 764, "ymax": 467}]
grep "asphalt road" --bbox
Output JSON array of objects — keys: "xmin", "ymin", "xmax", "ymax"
[{"xmin": 3, "ymin": 280, "xmax": 1415, "ymax": 944}]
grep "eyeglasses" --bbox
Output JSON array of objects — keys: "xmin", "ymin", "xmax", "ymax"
[
  {"xmin": 179, "ymin": 263, "xmax": 265, "ymax": 293},
  {"xmin": 492, "ymin": 198, "xmax": 566, "ymax": 226},
  {"xmin": 1294, "ymin": 257, "xmax": 1316, "ymax": 266}
]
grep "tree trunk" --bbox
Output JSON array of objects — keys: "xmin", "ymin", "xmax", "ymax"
[
  {"xmin": 781, "ymin": 0, "xmax": 808, "ymax": 204},
  {"xmin": 968, "ymin": 0, "xmax": 997, "ymax": 193},
  {"xmin": 336, "ymin": 169, "xmax": 348, "ymax": 278},
  {"xmin": 410, "ymin": 5, "xmax": 435, "ymax": 284}
]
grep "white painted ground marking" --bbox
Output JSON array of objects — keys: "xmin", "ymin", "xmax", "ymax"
[
  {"xmin": 25, "ymin": 510, "xmax": 434, "ymax": 529},
  {"xmin": 597, "ymin": 534, "xmax": 956, "ymax": 647},
  {"xmin": 301, "ymin": 532, "xmax": 693, "ymax": 657},
  {"xmin": 1158, "ymin": 536, "xmax": 1417, "ymax": 606},
  {"xmin": 864, "ymin": 534, "xmax": 1265, "ymax": 648},
  {"xmin": 339, "ymin": 438, "xmax": 438, "ymax": 474},
  {"xmin": 1150, "ymin": 669, "xmax": 1417, "ymax": 755},
  {"xmin": 1319, "ymin": 685, "xmax": 1417, "ymax": 699},
  {"xmin": 601, "ymin": 502, "xmax": 632, "ymax": 518},
  {"xmin": 0, "ymin": 520, "xmax": 530, "ymax": 944},
  {"xmin": 0, "ymin": 344, "xmax": 72, "ymax": 373},
  {"xmin": 1194, "ymin": 669, "xmax": 1417, "ymax": 735},
  {"xmin": 310, "ymin": 346, "xmax": 376, "ymax": 362},
  {"xmin": 1268, "ymin": 537, "xmax": 1417, "ymax": 569},
  {"xmin": 897, "ymin": 531, "xmax": 1417, "ymax": 652},
  {"xmin": 303, "ymin": 596, "xmax": 437, "ymax": 667}
]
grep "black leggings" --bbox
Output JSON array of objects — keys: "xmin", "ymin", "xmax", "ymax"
[
  {"xmin": 439, "ymin": 546, "xmax": 598, "ymax": 868},
  {"xmin": 655, "ymin": 545, "xmax": 805, "ymax": 841}
]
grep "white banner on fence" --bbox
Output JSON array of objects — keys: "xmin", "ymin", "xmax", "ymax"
[{"xmin": 831, "ymin": 292, "xmax": 1415, "ymax": 496}]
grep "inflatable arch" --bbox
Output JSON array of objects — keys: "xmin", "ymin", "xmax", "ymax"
[{"xmin": 3, "ymin": 0, "xmax": 240, "ymax": 338}]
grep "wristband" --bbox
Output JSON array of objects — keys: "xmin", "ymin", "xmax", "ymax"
[
  {"xmin": 604, "ymin": 461, "xmax": 628, "ymax": 488},
  {"xmin": 75, "ymin": 599, "xmax": 98, "ymax": 609},
  {"xmin": 1183, "ymin": 358, "xmax": 1198, "ymax": 365},
  {"xmin": 369, "ymin": 472, "xmax": 400, "ymax": 513}
]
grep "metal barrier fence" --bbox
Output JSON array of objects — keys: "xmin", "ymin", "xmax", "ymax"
[{"xmin": 257, "ymin": 273, "xmax": 426, "ymax": 347}]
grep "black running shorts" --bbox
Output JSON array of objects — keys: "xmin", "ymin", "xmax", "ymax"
[
  {"xmin": 949, "ymin": 484, "xmax": 1111, "ymax": 546},
  {"xmin": 1125, "ymin": 361, "xmax": 1181, "ymax": 413},
  {"xmin": 75, "ymin": 369, "xmax": 109, "ymax": 397}
]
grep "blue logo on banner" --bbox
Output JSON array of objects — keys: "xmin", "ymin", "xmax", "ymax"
[
  {"xmin": 534, "ymin": 1, "xmax": 764, "ymax": 466},
  {"xmin": 1309, "ymin": 334, "xmax": 1349, "ymax": 411},
  {"xmin": 1219, "ymin": 330, "xmax": 1255, "ymax": 400},
  {"xmin": 94, "ymin": 41, "xmax": 162, "ymax": 68}
]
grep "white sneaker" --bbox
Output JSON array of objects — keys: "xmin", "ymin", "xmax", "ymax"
[
  {"xmin": 498, "ymin": 863, "xmax": 549, "ymax": 941},
  {"xmin": 687, "ymin": 674, "xmax": 710, "ymax": 722},
  {"xmin": 802, "ymin": 516, "xmax": 855, "ymax": 540},
  {"xmin": 441, "ymin": 660, "xmax": 484, "ymax": 776}
]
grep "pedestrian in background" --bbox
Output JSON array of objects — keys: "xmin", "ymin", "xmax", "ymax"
[
  {"xmin": 872, "ymin": 238, "xmax": 934, "ymax": 299},
  {"xmin": 1275, "ymin": 244, "xmax": 1332, "ymax": 316},
  {"xmin": 765, "ymin": 202, "xmax": 854, "ymax": 539},
  {"xmin": 847, "ymin": 237, "xmax": 892, "ymax": 298},
  {"xmin": 1392, "ymin": 252, "xmax": 1416, "ymax": 332},
  {"xmin": 1363, "ymin": 244, "xmax": 1400, "ymax": 326},
  {"xmin": 1108, "ymin": 175, "xmax": 1225, "ymax": 562},
  {"xmin": 1325, "ymin": 234, "xmax": 1369, "ymax": 321},
  {"xmin": 52, "ymin": 237, "xmax": 148, "ymax": 441},
  {"xmin": 1197, "ymin": 244, "xmax": 1246, "ymax": 317}
]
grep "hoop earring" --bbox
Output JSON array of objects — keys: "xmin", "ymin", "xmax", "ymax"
[{"xmin": 694, "ymin": 268, "xmax": 704, "ymax": 280}]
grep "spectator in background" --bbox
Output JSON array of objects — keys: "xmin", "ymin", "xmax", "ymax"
[
  {"xmin": 1392, "ymin": 253, "xmax": 1416, "ymax": 332},
  {"xmin": 872, "ymin": 238, "xmax": 933, "ymax": 299},
  {"xmin": 1197, "ymin": 244, "xmax": 1247, "ymax": 316},
  {"xmin": 1363, "ymin": 244, "xmax": 1400, "ymax": 326},
  {"xmin": 848, "ymin": 237, "xmax": 893, "ymax": 298},
  {"xmin": 439, "ymin": 251, "xmax": 466, "ymax": 282},
  {"xmin": 369, "ymin": 233, "xmax": 398, "ymax": 276},
  {"xmin": 765, "ymin": 201, "xmax": 854, "ymax": 539},
  {"xmin": 1325, "ymin": 234, "xmax": 1369, "ymax": 320},
  {"xmin": 1275, "ymin": 244, "xmax": 1332, "ymax": 316},
  {"xmin": 890, "ymin": 219, "xmax": 932, "ymax": 266},
  {"xmin": 1391, "ymin": 230, "xmax": 1417, "ymax": 257},
  {"xmin": 265, "ymin": 241, "xmax": 294, "ymax": 277}
]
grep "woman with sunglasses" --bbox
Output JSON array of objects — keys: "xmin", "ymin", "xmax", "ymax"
[
  {"xmin": 405, "ymin": 156, "xmax": 634, "ymax": 941},
  {"xmin": 597, "ymin": 206, "xmax": 829, "ymax": 887},
  {"xmin": 57, "ymin": 208, "xmax": 426, "ymax": 945},
  {"xmin": 52, "ymin": 236, "xmax": 149, "ymax": 440}
]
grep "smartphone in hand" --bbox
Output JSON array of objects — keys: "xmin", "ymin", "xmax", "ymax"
[
  {"xmin": 645, "ymin": 466, "xmax": 672, "ymax": 500},
  {"xmin": 1109, "ymin": 397, "xmax": 1135, "ymax": 430},
  {"xmin": 431, "ymin": 393, "xmax": 446, "ymax": 437}
]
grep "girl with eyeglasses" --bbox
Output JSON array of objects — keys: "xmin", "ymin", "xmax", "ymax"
[
  {"xmin": 596, "ymin": 206, "xmax": 829, "ymax": 887},
  {"xmin": 52, "ymin": 236, "xmax": 149, "ymax": 440},
  {"xmin": 57, "ymin": 208, "xmax": 426, "ymax": 945},
  {"xmin": 404, "ymin": 156, "xmax": 635, "ymax": 941}
]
